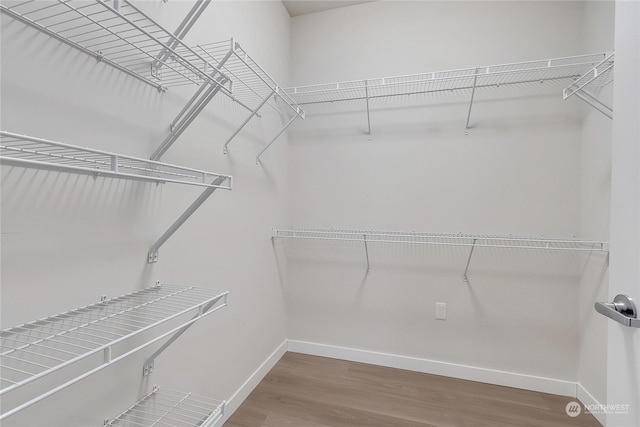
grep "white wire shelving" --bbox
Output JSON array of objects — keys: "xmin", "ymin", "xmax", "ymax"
[
  {"xmin": 0, "ymin": 131, "xmax": 232, "ymax": 189},
  {"xmin": 272, "ymin": 228, "xmax": 609, "ymax": 280},
  {"xmin": 1, "ymin": 2, "xmax": 304, "ymax": 163},
  {"xmin": 154, "ymin": 38, "xmax": 306, "ymax": 164},
  {"xmin": 284, "ymin": 53, "xmax": 610, "ymax": 134},
  {"xmin": 105, "ymin": 386, "xmax": 224, "ymax": 427},
  {"xmin": 563, "ymin": 52, "xmax": 614, "ymax": 119},
  {"xmin": 0, "ymin": 283, "xmax": 228, "ymax": 420},
  {"xmin": 0, "ymin": 0, "xmax": 229, "ymax": 92}
]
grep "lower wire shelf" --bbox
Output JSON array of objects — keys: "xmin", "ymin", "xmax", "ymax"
[
  {"xmin": 105, "ymin": 386, "xmax": 224, "ymax": 427},
  {"xmin": 0, "ymin": 283, "xmax": 228, "ymax": 420}
]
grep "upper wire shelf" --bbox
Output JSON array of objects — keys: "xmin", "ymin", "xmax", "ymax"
[
  {"xmin": 0, "ymin": 283, "xmax": 228, "ymax": 420},
  {"xmin": 0, "ymin": 0, "xmax": 230, "ymax": 92},
  {"xmin": 179, "ymin": 39, "xmax": 304, "ymax": 118},
  {"xmin": 285, "ymin": 53, "xmax": 609, "ymax": 105},
  {"xmin": 0, "ymin": 131, "xmax": 233, "ymax": 189},
  {"xmin": 168, "ymin": 39, "xmax": 306, "ymax": 161},
  {"xmin": 105, "ymin": 386, "xmax": 224, "ymax": 427},
  {"xmin": 272, "ymin": 228, "xmax": 609, "ymax": 252}
]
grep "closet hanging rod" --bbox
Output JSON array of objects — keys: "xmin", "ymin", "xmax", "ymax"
[{"xmin": 272, "ymin": 229, "xmax": 608, "ymax": 252}]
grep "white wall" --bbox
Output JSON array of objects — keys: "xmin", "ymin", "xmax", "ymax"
[
  {"xmin": 0, "ymin": 1, "xmax": 291, "ymax": 424},
  {"xmin": 284, "ymin": 0, "xmax": 600, "ymax": 392},
  {"xmin": 607, "ymin": 1, "xmax": 640, "ymax": 425},
  {"xmin": 577, "ymin": 1, "xmax": 614, "ymax": 418}
]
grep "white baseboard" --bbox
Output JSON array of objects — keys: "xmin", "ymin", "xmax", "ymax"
[
  {"xmin": 577, "ymin": 382, "xmax": 606, "ymax": 426},
  {"xmin": 288, "ymin": 340, "xmax": 578, "ymax": 398},
  {"xmin": 214, "ymin": 339, "xmax": 288, "ymax": 426}
]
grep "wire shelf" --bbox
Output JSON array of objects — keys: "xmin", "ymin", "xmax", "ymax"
[
  {"xmin": 105, "ymin": 386, "xmax": 224, "ymax": 427},
  {"xmin": 285, "ymin": 53, "xmax": 610, "ymax": 106},
  {"xmin": 0, "ymin": 0, "xmax": 230, "ymax": 92},
  {"xmin": 179, "ymin": 39, "xmax": 304, "ymax": 118},
  {"xmin": 563, "ymin": 53, "xmax": 614, "ymax": 99},
  {"xmin": 0, "ymin": 131, "xmax": 232, "ymax": 189},
  {"xmin": 273, "ymin": 228, "xmax": 608, "ymax": 252},
  {"xmin": 0, "ymin": 283, "xmax": 228, "ymax": 420}
]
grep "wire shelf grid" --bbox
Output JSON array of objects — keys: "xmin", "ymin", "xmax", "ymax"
[
  {"xmin": 563, "ymin": 53, "xmax": 614, "ymax": 100},
  {"xmin": 178, "ymin": 39, "xmax": 304, "ymax": 119},
  {"xmin": 0, "ymin": 131, "xmax": 232, "ymax": 189},
  {"xmin": 0, "ymin": 284, "xmax": 228, "ymax": 420},
  {"xmin": 285, "ymin": 53, "xmax": 610, "ymax": 106},
  {"xmin": 0, "ymin": 0, "xmax": 230, "ymax": 91},
  {"xmin": 273, "ymin": 228, "xmax": 608, "ymax": 252},
  {"xmin": 105, "ymin": 386, "xmax": 224, "ymax": 427}
]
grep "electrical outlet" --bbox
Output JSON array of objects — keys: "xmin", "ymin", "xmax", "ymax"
[{"xmin": 436, "ymin": 302, "xmax": 447, "ymax": 320}]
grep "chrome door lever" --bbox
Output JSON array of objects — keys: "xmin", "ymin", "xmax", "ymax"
[{"xmin": 595, "ymin": 294, "xmax": 640, "ymax": 328}]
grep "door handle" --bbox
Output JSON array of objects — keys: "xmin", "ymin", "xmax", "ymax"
[{"xmin": 595, "ymin": 294, "xmax": 640, "ymax": 328}]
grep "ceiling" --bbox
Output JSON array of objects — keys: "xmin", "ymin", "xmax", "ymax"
[{"xmin": 282, "ymin": 1, "xmax": 375, "ymax": 17}]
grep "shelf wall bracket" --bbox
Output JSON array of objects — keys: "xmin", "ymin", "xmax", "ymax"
[
  {"xmin": 465, "ymin": 68, "xmax": 479, "ymax": 135},
  {"xmin": 255, "ymin": 112, "xmax": 299, "ymax": 164},
  {"xmin": 574, "ymin": 90, "xmax": 613, "ymax": 119},
  {"xmin": 151, "ymin": 44, "xmax": 233, "ymax": 162},
  {"xmin": 563, "ymin": 52, "xmax": 614, "ymax": 120},
  {"xmin": 148, "ymin": 175, "xmax": 230, "ymax": 263},
  {"xmin": 462, "ymin": 238, "xmax": 477, "ymax": 283},
  {"xmin": 142, "ymin": 292, "xmax": 228, "ymax": 376},
  {"xmin": 364, "ymin": 80, "xmax": 372, "ymax": 136},
  {"xmin": 364, "ymin": 234, "xmax": 371, "ymax": 275},
  {"xmin": 223, "ymin": 87, "xmax": 276, "ymax": 154}
]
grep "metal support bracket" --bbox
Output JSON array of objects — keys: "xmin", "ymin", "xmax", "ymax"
[
  {"xmin": 255, "ymin": 112, "xmax": 299, "ymax": 164},
  {"xmin": 151, "ymin": 45, "xmax": 234, "ymax": 161},
  {"xmin": 574, "ymin": 90, "xmax": 613, "ymax": 119},
  {"xmin": 147, "ymin": 176, "xmax": 230, "ymax": 263},
  {"xmin": 223, "ymin": 87, "xmax": 276, "ymax": 154},
  {"xmin": 465, "ymin": 68, "xmax": 479, "ymax": 135},
  {"xmin": 463, "ymin": 238, "xmax": 477, "ymax": 283},
  {"xmin": 142, "ymin": 360, "xmax": 154, "ymax": 376},
  {"xmin": 364, "ymin": 80, "xmax": 372, "ymax": 136},
  {"xmin": 151, "ymin": 74, "xmax": 229, "ymax": 161},
  {"xmin": 363, "ymin": 234, "xmax": 370, "ymax": 275},
  {"xmin": 142, "ymin": 293, "xmax": 227, "ymax": 375},
  {"xmin": 153, "ymin": 0, "xmax": 213, "ymax": 72}
]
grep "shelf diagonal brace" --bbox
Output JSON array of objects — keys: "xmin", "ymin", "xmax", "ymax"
[
  {"xmin": 255, "ymin": 112, "xmax": 299, "ymax": 164},
  {"xmin": 153, "ymin": 0, "xmax": 213, "ymax": 71},
  {"xmin": 223, "ymin": 87, "xmax": 276, "ymax": 154},
  {"xmin": 364, "ymin": 234, "xmax": 371, "ymax": 275},
  {"xmin": 151, "ymin": 75, "xmax": 229, "ymax": 161},
  {"xmin": 151, "ymin": 48, "xmax": 235, "ymax": 161},
  {"xmin": 465, "ymin": 68, "xmax": 480, "ymax": 135},
  {"xmin": 463, "ymin": 238, "xmax": 478, "ymax": 283},
  {"xmin": 574, "ymin": 90, "xmax": 613, "ymax": 119},
  {"xmin": 364, "ymin": 80, "xmax": 372, "ymax": 135},
  {"xmin": 143, "ymin": 292, "xmax": 228, "ymax": 376},
  {"xmin": 148, "ymin": 175, "xmax": 230, "ymax": 263}
]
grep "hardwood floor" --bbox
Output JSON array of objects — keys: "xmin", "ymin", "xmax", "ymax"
[{"xmin": 225, "ymin": 352, "xmax": 601, "ymax": 427}]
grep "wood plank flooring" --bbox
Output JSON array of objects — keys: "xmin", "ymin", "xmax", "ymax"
[{"xmin": 225, "ymin": 352, "xmax": 601, "ymax": 427}]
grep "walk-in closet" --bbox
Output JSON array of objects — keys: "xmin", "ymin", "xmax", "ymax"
[{"xmin": 1, "ymin": 1, "xmax": 638, "ymax": 426}]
